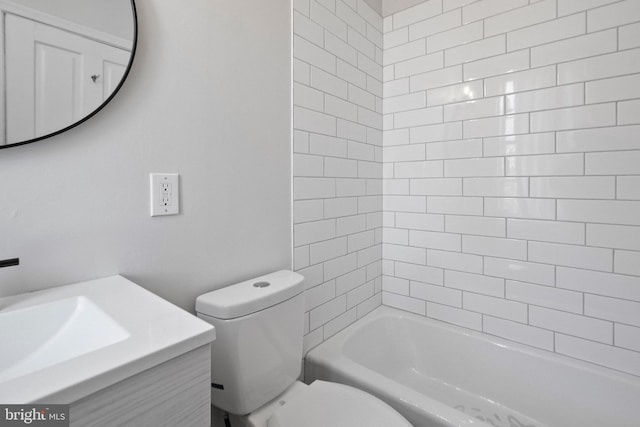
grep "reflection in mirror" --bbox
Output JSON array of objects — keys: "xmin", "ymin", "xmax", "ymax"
[{"xmin": 0, "ymin": 0, "xmax": 136, "ymax": 148}]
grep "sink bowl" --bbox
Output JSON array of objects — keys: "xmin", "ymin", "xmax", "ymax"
[{"xmin": 0, "ymin": 296, "xmax": 129, "ymax": 383}]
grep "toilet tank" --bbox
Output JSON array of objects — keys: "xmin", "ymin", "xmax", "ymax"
[{"xmin": 196, "ymin": 270, "xmax": 305, "ymax": 415}]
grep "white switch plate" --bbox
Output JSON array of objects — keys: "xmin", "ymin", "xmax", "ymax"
[{"xmin": 150, "ymin": 173, "xmax": 180, "ymax": 217}]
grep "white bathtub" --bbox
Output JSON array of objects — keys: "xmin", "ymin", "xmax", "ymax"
[{"xmin": 305, "ymin": 306, "xmax": 640, "ymax": 427}]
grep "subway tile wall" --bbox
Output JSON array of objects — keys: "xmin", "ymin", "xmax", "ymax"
[
  {"xmin": 381, "ymin": 0, "xmax": 640, "ymax": 376},
  {"xmin": 293, "ymin": 0, "xmax": 384, "ymax": 353}
]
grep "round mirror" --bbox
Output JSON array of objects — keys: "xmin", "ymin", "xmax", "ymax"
[{"xmin": 0, "ymin": 0, "xmax": 137, "ymax": 149}]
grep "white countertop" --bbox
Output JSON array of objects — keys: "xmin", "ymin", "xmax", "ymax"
[{"xmin": 0, "ymin": 275, "xmax": 215, "ymax": 404}]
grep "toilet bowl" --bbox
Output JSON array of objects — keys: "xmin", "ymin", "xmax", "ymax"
[{"xmin": 196, "ymin": 270, "xmax": 411, "ymax": 427}]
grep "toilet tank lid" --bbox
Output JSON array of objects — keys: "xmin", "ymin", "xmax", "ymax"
[{"xmin": 196, "ymin": 270, "xmax": 305, "ymax": 319}]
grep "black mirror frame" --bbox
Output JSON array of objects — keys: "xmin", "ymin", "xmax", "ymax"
[{"xmin": 0, "ymin": 0, "xmax": 138, "ymax": 150}]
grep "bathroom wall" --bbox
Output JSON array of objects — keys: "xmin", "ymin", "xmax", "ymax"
[
  {"xmin": 381, "ymin": 0, "xmax": 640, "ymax": 375},
  {"xmin": 0, "ymin": 0, "xmax": 292, "ymax": 311},
  {"xmin": 292, "ymin": 0, "xmax": 384, "ymax": 352}
]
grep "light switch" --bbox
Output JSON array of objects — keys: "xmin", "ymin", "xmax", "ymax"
[{"xmin": 150, "ymin": 173, "xmax": 179, "ymax": 216}]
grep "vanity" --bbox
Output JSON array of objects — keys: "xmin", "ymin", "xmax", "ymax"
[{"xmin": 0, "ymin": 276, "xmax": 215, "ymax": 426}]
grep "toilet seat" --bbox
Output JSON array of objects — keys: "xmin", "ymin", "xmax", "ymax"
[{"xmin": 267, "ymin": 380, "xmax": 412, "ymax": 427}]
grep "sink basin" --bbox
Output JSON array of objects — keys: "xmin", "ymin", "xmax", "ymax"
[
  {"xmin": 0, "ymin": 275, "xmax": 215, "ymax": 404},
  {"xmin": 0, "ymin": 296, "xmax": 129, "ymax": 383}
]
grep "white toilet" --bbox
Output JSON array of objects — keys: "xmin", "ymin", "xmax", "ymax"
[{"xmin": 196, "ymin": 270, "xmax": 412, "ymax": 427}]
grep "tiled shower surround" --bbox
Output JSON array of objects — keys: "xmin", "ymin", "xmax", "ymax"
[
  {"xmin": 293, "ymin": 0, "xmax": 385, "ymax": 352},
  {"xmin": 294, "ymin": 0, "xmax": 640, "ymax": 376}
]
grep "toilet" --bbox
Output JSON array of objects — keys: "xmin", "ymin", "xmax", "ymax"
[{"xmin": 196, "ymin": 270, "xmax": 411, "ymax": 427}]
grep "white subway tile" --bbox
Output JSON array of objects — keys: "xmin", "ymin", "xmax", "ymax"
[
  {"xmin": 337, "ymin": 119, "xmax": 367, "ymax": 142},
  {"xmin": 464, "ymin": 114, "xmax": 529, "ymax": 138},
  {"xmin": 557, "ymin": 0, "xmax": 619, "ymax": 16},
  {"xmin": 295, "ymin": 246, "xmax": 310, "ymax": 270},
  {"xmin": 349, "ymin": 84, "xmax": 376, "ymax": 110},
  {"xmin": 310, "ymin": 294, "xmax": 346, "ymax": 330},
  {"xmin": 587, "ymin": 0, "xmax": 640, "ymax": 32},
  {"xmin": 311, "ymin": 0, "xmax": 347, "ymax": 39},
  {"xmin": 558, "ymin": 49, "xmax": 640, "ymax": 85},
  {"xmin": 485, "ymin": 197, "xmax": 556, "ymax": 220},
  {"xmin": 383, "ymin": 291, "xmax": 426, "ymax": 314},
  {"xmin": 463, "ymin": 177, "xmax": 528, "ymax": 197},
  {"xmin": 294, "ymin": 35, "xmax": 336, "ymax": 73},
  {"xmin": 445, "ymin": 270, "xmax": 505, "ymax": 297},
  {"xmin": 327, "ymin": 95, "xmax": 359, "ymax": 121},
  {"xmin": 383, "ymin": 78, "xmax": 409, "ymax": 98},
  {"xmin": 396, "ymin": 212, "xmax": 445, "ymax": 231},
  {"xmin": 358, "ymin": 52, "xmax": 383, "ymax": 80},
  {"xmin": 484, "ymin": 316, "xmax": 554, "ymax": 350},
  {"xmin": 338, "ymin": 60, "xmax": 367, "ymax": 89},
  {"xmin": 294, "ymin": 83, "xmax": 324, "ymax": 112},
  {"xmin": 586, "ymin": 294, "xmax": 640, "ymax": 327},
  {"xmin": 410, "ymin": 281, "xmax": 462, "ymax": 307},
  {"xmin": 427, "ymin": 302, "xmax": 482, "ymax": 330},
  {"xmin": 529, "ymin": 241, "xmax": 613, "ymax": 272},
  {"xmin": 394, "ymin": 52, "xmax": 444, "ymax": 79},
  {"xmin": 410, "ymin": 230, "xmax": 462, "ymax": 251},
  {"xmin": 394, "ymin": 160, "xmax": 444, "ymax": 178},
  {"xmin": 382, "ymin": 275, "xmax": 409, "ymax": 294},
  {"xmin": 530, "ymin": 307, "xmax": 613, "ymax": 344},
  {"xmin": 464, "ymin": 293, "xmax": 527, "ymax": 323},
  {"xmin": 294, "ymin": 0, "xmax": 310, "ymax": 15},
  {"xmin": 508, "ymin": 219, "xmax": 585, "ymax": 245},
  {"xmin": 383, "ymin": 195, "xmax": 426, "ymax": 212},
  {"xmin": 336, "ymin": 267, "xmax": 368, "ymax": 295},
  {"xmin": 384, "ymin": 27, "xmax": 409, "ymax": 49},
  {"xmin": 427, "ymin": 80, "xmax": 483, "ymax": 107},
  {"xmin": 618, "ymin": 176, "xmax": 640, "ymax": 200},
  {"xmin": 395, "ymin": 107, "xmax": 443, "ymax": 128},
  {"xmin": 349, "ymin": 141, "xmax": 375, "ymax": 161},
  {"xmin": 305, "ymin": 280, "xmax": 335, "ymax": 311},
  {"xmin": 395, "ymin": 261, "xmax": 444, "ymax": 285},
  {"xmin": 588, "ymin": 224, "xmax": 640, "ymax": 251},
  {"xmin": 506, "ymin": 84, "xmax": 584, "ymax": 114},
  {"xmin": 294, "ymin": 153, "xmax": 325, "ymax": 177},
  {"xmin": 484, "ymin": 65, "xmax": 556, "ymax": 97},
  {"xmin": 464, "ymin": 51, "xmax": 530, "ymax": 82},
  {"xmin": 338, "ymin": 1, "xmax": 367, "ymax": 34},
  {"xmin": 619, "ymin": 22, "xmax": 640, "ymax": 49},
  {"xmin": 556, "ymin": 334, "xmax": 640, "ymax": 377},
  {"xmin": 409, "ymin": 9, "xmax": 462, "ymax": 41},
  {"xmin": 484, "ymin": 257, "xmax": 555, "ymax": 285},
  {"xmin": 427, "ymin": 249, "xmax": 484, "ymax": 274},
  {"xmin": 325, "ymin": 157, "xmax": 358, "ymax": 177},
  {"xmin": 508, "ymin": 280, "xmax": 583, "ymax": 313},
  {"xmin": 531, "ymin": 177, "xmax": 615, "ymax": 200},
  {"xmin": 358, "ymin": 244, "xmax": 382, "ymax": 266},
  {"xmin": 443, "ymin": 0, "xmax": 477, "ymax": 12},
  {"xmin": 444, "ymin": 97, "xmax": 505, "ymax": 122},
  {"xmin": 506, "ymin": 153, "xmax": 584, "ymax": 176},
  {"xmin": 463, "ymin": 235, "xmax": 527, "ymax": 260},
  {"xmin": 310, "ymin": 237, "xmax": 347, "ymax": 264},
  {"xmin": 311, "ymin": 67, "xmax": 348, "ymax": 98},
  {"xmin": 427, "ymin": 196, "xmax": 484, "ymax": 215},
  {"xmin": 411, "ymin": 66, "xmax": 463, "ymax": 92},
  {"xmin": 384, "ymin": 91, "xmax": 427, "ymax": 114},
  {"xmin": 358, "ymin": 0, "xmax": 382, "ymax": 31},
  {"xmin": 445, "ymin": 215, "xmax": 506, "ymax": 238},
  {"xmin": 411, "ymin": 123, "xmax": 463, "ymax": 143},
  {"xmin": 410, "ymin": 180, "xmax": 463, "ymax": 200},
  {"xmin": 294, "ymin": 59, "xmax": 311, "ymax": 85},
  {"xmin": 426, "ymin": 139, "xmax": 483, "ymax": 160},
  {"xmin": 347, "ymin": 280, "xmax": 375, "ymax": 309},
  {"xmin": 427, "ymin": 21, "xmax": 483, "ymax": 53},
  {"xmin": 300, "ymin": 264, "xmax": 325, "ymax": 289},
  {"xmin": 616, "ymin": 324, "xmax": 640, "ymax": 353},
  {"xmin": 383, "ymin": 144, "xmax": 426, "ymax": 163},
  {"xmin": 383, "ymin": 227, "xmax": 409, "ymax": 245},
  {"xmin": 316, "ymin": 0, "xmax": 336, "ymax": 13},
  {"xmin": 393, "ymin": 0, "xmax": 442, "ymax": 29},
  {"xmin": 384, "ymin": 39, "xmax": 426, "ymax": 66},
  {"xmin": 557, "ymin": 125, "xmax": 640, "ymax": 152},
  {"xmin": 586, "ymin": 74, "xmax": 640, "ymax": 104},
  {"xmin": 294, "ymin": 11, "xmax": 325, "ymax": 46},
  {"xmin": 615, "ymin": 250, "xmax": 640, "ymax": 276},
  {"xmin": 324, "ymin": 197, "xmax": 358, "ymax": 218},
  {"xmin": 336, "ymin": 178, "xmax": 365, "ymax": 197},
  {"xmin": 295, "ymin": 106, "xmax": 337, "ymax": 135},
  {"xmin": 348, "ymin": 230, "xmax": 375, "ymax": 252},
  {"xmin": 323, "ymin": 308, "xmax": 357, "ymax": 339},
  {"xmin": 508, "ymin": 13, "xmax": 585, "ymax": 52},
  {"xmin": 557, "ymin": 267, "xmax": 640, "ymax": 302},
  {"xmin": 484, "ymin": 0, "xmax": 556, "ymax": 37},
  {"xmin": 384, "ymin": 128, "xmax": 409, "ymax": 146},
  {"xmin": 618, "ymin": 100, "xmax": 640, "ymax": 126},
  {"xmin": 558, "ymin": 200, "xmax": 640, "ymax": 226},
  {"xmin": 294, "ymin": 177, "xmax": 336, "ymax": 200},
  {"xmin": 324, "ymin": 253, "xmax": 358, "ymax": 280},
  {"xmin": 383, "ymin": 179, "xmax": 409, "ymax": 195},
  {"xmin": 530, "ymin": 103, "xmax": 616, "ymax": 132},
  {"xmin": 483, "ymin": 133, "xmax": 556, "ymax": 157},
  {"xmin": 462, "ymin": 0, "xmax": 528, "ymax": 24},
  {"xmin": 531, "ymin": 29, "xmax": 616, "ymax": 68},
  {"xmin": 444, "ymin": 157, "xmax": 505, "ymax": 177},
  {"xmin": 358, "ymin": 195, "xmax": 382, "ymax": 213},
  {"xmin": 295, "ymin": 200, "xmax": 324, "ymax": 224},
  {"xmin": 586, "ymin": 151, "xmax": 640, "ymax": 176},
  {"xmin": 326, "ymin": 32, "xmax": 358, "ymax": 66},
  {"xmin": 445, "ymin": 35, "xmax": 506, "ymax": 67},
  {"xmin": 295, "ymin": 219, "xmax": 336, "ymax": 246}
]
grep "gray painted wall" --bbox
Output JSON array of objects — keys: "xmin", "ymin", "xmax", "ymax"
[{"xmin": 0, "ymin": 0, "xmax": 292, "ymax": 312}]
